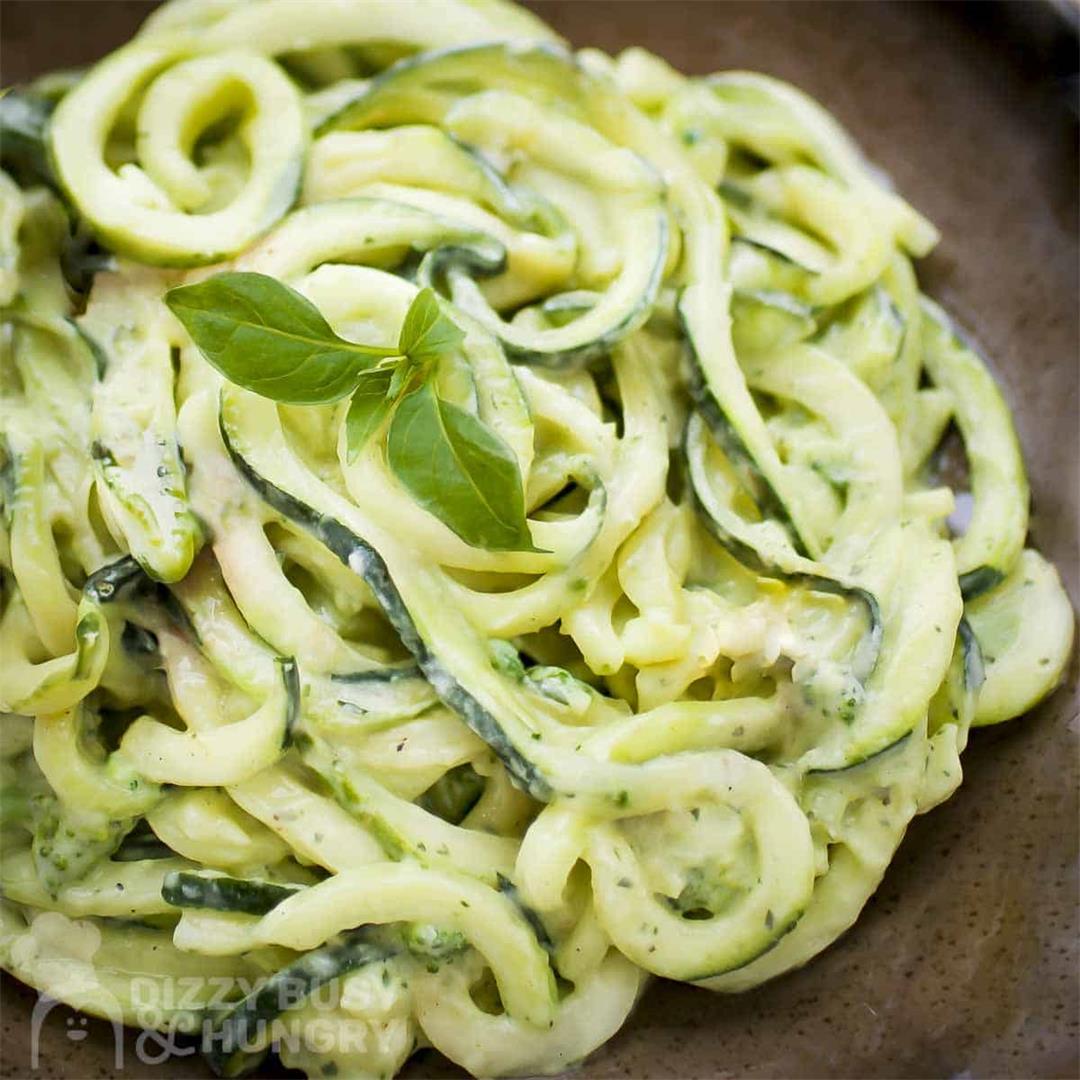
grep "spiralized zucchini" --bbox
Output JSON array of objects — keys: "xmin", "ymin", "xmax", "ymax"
[{"xmin": 0, "ymin": 1, "xmax": 1073, "ymax": 1077}]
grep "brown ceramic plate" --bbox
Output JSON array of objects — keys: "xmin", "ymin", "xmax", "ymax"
[{"xmin": 1, "ymin": 2, "xmax": 1077, "ymax": 1077}]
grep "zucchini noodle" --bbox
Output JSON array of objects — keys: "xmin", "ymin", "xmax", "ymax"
[{"xmin": 0, "ymin": 1, "xmax": 1073, "ymax": 1076}]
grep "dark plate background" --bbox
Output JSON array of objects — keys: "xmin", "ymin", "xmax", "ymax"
[{"xmin": 1, "ymin": 2, "xmax": 1077, "ymax": 1077}]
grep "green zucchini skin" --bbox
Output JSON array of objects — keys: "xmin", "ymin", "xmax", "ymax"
[
  {"xmin": 162, "ymin": 871, "xmax": 302, "ymax": 916},
  {"xmin": 280, "ymin": 656, "xmax": 301, "ymax": 744},
  {"xmin": 965, "ymin": 548, "xmax": 1072, "ymax": 727},
  {"xmin": 957, "ymin": 616, "xmax": 985, "ymax": 693},
  {"xmin": 496, "ymin": 873, "xmax": 555, "ymax": 956},
  {"xmin": 321, "ymin": 41, "xmax": 669, "ymax": 371},
  {"xmin": 113, "ymin": 824, "xmax": 174, "ymax": 862},
  {"xmin": 83, "ymin": 555, "xmax": 151, "ymax": 605},
  {"xmin": 418, "ymin": 219, "xmax": 668, "ymax": 371},
  {"xmin": 202, "ymin": 929, "xmax": 398, "ymax": 1078},
  {"xmin": 331, "ymin": 665, "xmax": 439, "ymax": 725},
  {"xmin": 66, "ymin": 318, "xmax": 110, "ymax": 377},
  {"xmin": 684, "ymin": 414, "xmax": 883, "ymax": 684},
  {"xmin": 683, "ymin": 326, "xmax": 810, "ymax": 557},
  {"xmin": 807, "ymin": 730, "xmax": 913, "ymax": 778},
  {"xmin": 330, "ymin": 664, "xmax": 423, "ymax": 684},
  {"xmin": 318, "ymin": 42, "xmax": 582, "ymax": 136},
  {"xmin": 689, "ymin": 482, "xmax": 882, "ymax": 679},
  {"xmin": 726, "ymin": 234, "xmax": 819, "ymax": 290},
  {"xmin": 958, "ymin": 565, "xmax": 1004, "ymax": 602},
  {"xmin": 689, "ymin": 909, "xmax": 801, "ymax": 985},
  {"xmin": 220, "ymin": 414, "xmax": 553, "ymax": 801},
  {"xmin": 84, "ymin": 554, "xmax": 191, "ymax": 633},
  {"xmin": 475, "ymin": 211, "xmax": 667, "ymax": 371},
  {"xmin": 920, "ymin": 300, "xmax": 1029, "ymax": 599},
  {"xmin": 88, "ymin": 436, "xmax": 203, "ymax": 586},
  {"xmin": 416, "ymin": 234, "xmax": 508, "ymax": 290}
]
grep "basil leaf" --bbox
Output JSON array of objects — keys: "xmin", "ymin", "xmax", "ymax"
[
  {"xmin": 165, "ymin": 272, "xmax": 398, "ymax": 405},
  {"xmin": 345, "ymin": 368, "xmax": 395, "ymax": 463},
  {"xmin": 387, "ymin": 382, "xmax": 540, "ymax": 552},
  {"xmin": 398, "ymin": 287, "xmax": 465, "ymax": 364}
]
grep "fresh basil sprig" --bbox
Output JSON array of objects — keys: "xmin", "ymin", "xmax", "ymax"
[{"xmin": 166, "ymin": 272, "xmax": 539, "ymax": 552}]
